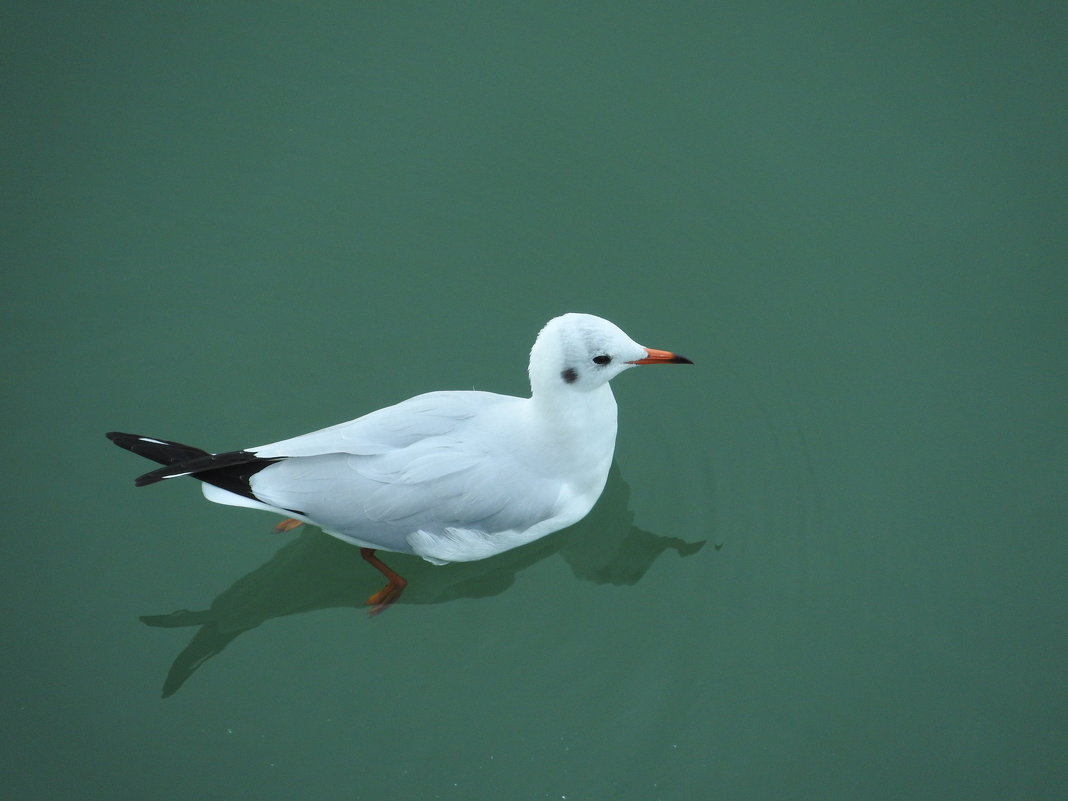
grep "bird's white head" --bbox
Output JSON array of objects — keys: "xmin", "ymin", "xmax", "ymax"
[{"xmin": 528, "ymin": 313, "xmax": 692, "ymax": 398}]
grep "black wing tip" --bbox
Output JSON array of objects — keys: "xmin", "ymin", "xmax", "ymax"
[
  {"xmin": 133, "ymin": 471, "xmax": 168, "ymax": 487},
  {"xmin": 108, "ymin": 430, "xmax": 280, "ymax": 501}
]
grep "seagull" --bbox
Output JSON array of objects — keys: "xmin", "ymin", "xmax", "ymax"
[{"xmin": 107, "ymin": 313, "xmax": 692, "ymax": 613}]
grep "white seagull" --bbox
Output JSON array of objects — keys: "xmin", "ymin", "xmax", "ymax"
[{"xmin": 108, "ymin": 313, "xmax": 692, "ymax": 612}]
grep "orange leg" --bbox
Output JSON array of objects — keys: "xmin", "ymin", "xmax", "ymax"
[
  {"xmin": 360, "ymin": 548, "xmax": 408, "ymax": 616},
  {"xmin": 273, "ymin": 517, "xmax": 304, "ymax": 534}
]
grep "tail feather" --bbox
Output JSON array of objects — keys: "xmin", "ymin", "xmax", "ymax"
[
  {"xmin": 105, "ymin": 432, "xmax": 211, "ymax": 466},
  {"xmin": 106, "ymin": 431, "xmax": 283, "ymax": 505},
  {"xmin": 131, "ymin": 449, "xmax": 275, "ymax": 487}
]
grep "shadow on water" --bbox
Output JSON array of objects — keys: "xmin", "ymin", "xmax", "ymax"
[{"xmin": 140, "ymin": 462, "xmax": 705, "ymax": 697}]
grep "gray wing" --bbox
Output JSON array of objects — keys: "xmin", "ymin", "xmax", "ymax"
[
  {"xmin": 246, "ymin": 391, "xmax": 567, "ymax": 558},
  {"xmin": 250, "ymin": 391, "xmax": 499, "ymax": 459}
]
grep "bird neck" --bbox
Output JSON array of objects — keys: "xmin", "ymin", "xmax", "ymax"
[{"xmin": 529, "ymin": 383, "xmax": 619, "ymax": 456}]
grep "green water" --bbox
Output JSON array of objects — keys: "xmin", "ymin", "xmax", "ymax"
[{"xmin": 4, "ymin": 4, "xmax": 1067, "ymax": 799}]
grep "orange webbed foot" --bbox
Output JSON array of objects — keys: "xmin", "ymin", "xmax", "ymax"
[
  {"xmin": 273, "ymin": 517, "xmax": 304, "ymax": 534},
  {"xmin": 360, "ymin": 548, "xmax": 408, "ymax": 616},
  {"xmin": 366, "ymin": 579, "xmax": 407, "ymax": 616}
]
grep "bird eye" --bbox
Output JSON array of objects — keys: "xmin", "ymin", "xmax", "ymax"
[{"xmin": 592, "ymin": 354, "xmax": 612, "ymax": 365}]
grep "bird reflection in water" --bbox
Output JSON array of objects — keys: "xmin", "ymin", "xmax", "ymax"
[{"xmin": 141, "ymin": 463, "xmax": 705, "ymax": 697}]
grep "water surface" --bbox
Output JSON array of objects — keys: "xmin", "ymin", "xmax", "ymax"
[{"xmin": 4, "ymin": 4, "xmax": 1066, "ymax": 799}]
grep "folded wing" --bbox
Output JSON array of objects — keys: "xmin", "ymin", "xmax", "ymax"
[
  {"xmin": 245, "ymin": 390, "xmax": 567, "ymax": 560},
  {"xmin": 250, "ymin": 391, "xmax": 496, "ymax": 458}
]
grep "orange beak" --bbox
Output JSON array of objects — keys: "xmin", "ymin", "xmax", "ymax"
[{"xmin": 627, "ymin": 347, "xmax": 693, "ymax": 365}]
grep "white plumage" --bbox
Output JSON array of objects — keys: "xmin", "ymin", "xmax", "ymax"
[{"xmin": 110, "ymin": 312, "xmax": 691, "ymax": 610}]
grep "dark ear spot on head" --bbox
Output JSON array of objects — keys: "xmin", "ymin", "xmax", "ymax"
[{"xmin": 561, "ymin": 367, "xmax": 578, "ymax": 384}]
